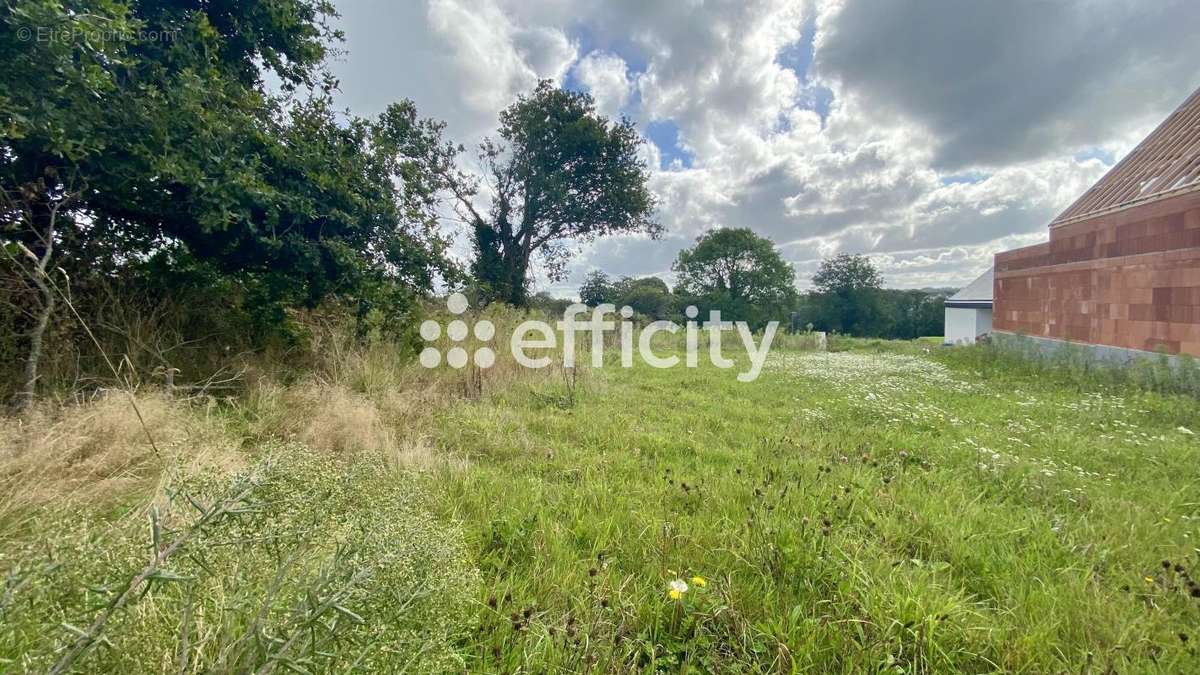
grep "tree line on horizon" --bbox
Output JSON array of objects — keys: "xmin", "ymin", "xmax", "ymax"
[{"xmin": 572, "ymin": 238, "xmax": 947, "ymax": 339}]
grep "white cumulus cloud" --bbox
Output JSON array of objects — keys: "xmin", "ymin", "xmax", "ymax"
[{"xmin": 327, "ymin": 0, "xmax": 1200, "ymax": 296}]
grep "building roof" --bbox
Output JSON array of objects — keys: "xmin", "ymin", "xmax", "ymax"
[
  {"xmin": 945, "ymin": 267, "xmax": 993, "ymax": 307},
  {"xmin": 1051, "ymin": 86, "xmax": 1200, "ymax": 227}
]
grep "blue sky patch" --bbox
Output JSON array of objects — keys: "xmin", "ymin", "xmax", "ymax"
[
  {"xmin": 940, "ymin": 170, "xmax": 989, "ymax": 186},
  {"xmin": 568, "ymin": 25, "xmax": 649, "ymax": 74},
  {"xmin": 777, "ymin": 15, "xmax": 817, "ymax": 79},
  {"xmin": 1074, "ymin": 147, "xmax": 1116, "ymax": 165},
  {"xmin": 562, "ymin": 65, "xmax": 589, "ymax": 97},
  {"xmin": 646, "ymin": 120, "xmax": 694, "ymax": 170},
  {"xmin": 564, "ymin": 28, "xmax": 649, "ymax": 120},
  {"xmin": 799, "ymin": 86, "xmax": 835, "ymax": 125},
  {"xmin": 777, "ymin": 15, "xmax": 834, "ymax": 124}
]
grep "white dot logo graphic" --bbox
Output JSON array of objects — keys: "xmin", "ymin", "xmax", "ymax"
[
  {"xmin": 474, "ymin": 347, "xmax": 495, "ymax": 368},
  {"xmin": 447, "ymin": 292, "xmax": 469, "ymax": 315},
  {"xmin": 446, "ymin": 347, "xmax": 468, "ymax": 369},
  {"xmin": 419, "ymin": 347, "xmax": 440, "ymax": 368},
  {"xmin": 419, "ymin": 293, "xmax": 495, "ymax": 369}
]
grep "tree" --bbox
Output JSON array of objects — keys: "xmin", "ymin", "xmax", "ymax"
[
  {"xmin": 527, "ymin": 291, "xmax": 573, "ymax": 316},
  {"xmin": 614, "ymin": 276, "xmax": 673, "ymax": 320},
  {"xmin": 809, "ymin": 253, "xmax": 885, "ymax": 335},
  {"xmin": 579, "ymin": 271, "xmax": 674, "ymax": 319},
  {"xmin": 0, "ymin": 170, "xmax": 85, "ymax": 411},
  {"xmin": 446, "ymin": 81, "xmax": 660, "ymax": 306},
  {"xmin": 881, "ymin": 289, "xmax": 947, "ymax": 339},
  {"xmin": 812, "ymin": 253, "xmax": 884, "ymax": 295},
  {"xmin": 1, "ymin": 0, "xmax": 457, "ymax": 408},
  {"xmin": 1, "ymin": 2, "xmax": 140, "ymax": 410},
  {"xmin": 672, "ymin": 228, "xmax": 796, "ymax": 329},
  {"xmin": 579, "ymin": 270, "xmax": 616, "ymax": 306},
  {"xmin": 151, "ymin": 96, "xmax": 460, "ymax": 319}
]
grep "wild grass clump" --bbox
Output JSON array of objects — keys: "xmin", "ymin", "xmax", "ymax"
[
  {"xmin": 0, "ymin": 393, "xmax": 243, "ymax": 525},
  {"xmin": 0, "ymin": 300, "xmax": 607, "ymax": 671},
  {"xmin": 0, "ymin": 447, "xmax": 478, "ymax": 672},
  {"xmin": 766, "ymin": 330, "xmax": 827, "ymax": 352},
  {"xmin": 937, "ymin": 340, "xmax": 1200, "ymax": 399}
]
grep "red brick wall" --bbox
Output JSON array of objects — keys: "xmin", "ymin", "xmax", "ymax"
[{"xmin": 993, "ymin": 190, "xmax": 1200, "ymax": 356}]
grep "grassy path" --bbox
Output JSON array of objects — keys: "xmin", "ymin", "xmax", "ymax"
[{"xmin": 431, "ymin": 345, "xmax": 1200, "ymax": 672}]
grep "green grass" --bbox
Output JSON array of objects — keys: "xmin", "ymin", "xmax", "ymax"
[
  {"xmin": 4, "ymin": 340, "xmax": 1200, "ymax": 672},
  {"xmin": 429, "ymin": 341, "xmax": 1200, "ymax": 672},
  {"xmin": 1, "ymin": 449, "xmax": 478, "ymax": 672}
]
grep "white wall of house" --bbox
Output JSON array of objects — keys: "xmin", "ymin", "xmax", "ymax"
[
  {"xmin": 945, "ymin": 307, "xmax": 993, "ymax": 344},
  {"xmin": 975, "ymin": 307, "xmax": 993, "ymax": 339}
]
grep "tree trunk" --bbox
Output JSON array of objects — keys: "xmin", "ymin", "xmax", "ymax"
[
  {"xmin": 501, "ymin": 248, "xmax": 530, "ymax": 306},
  {"xmin": 471, "ymin": 224, "xmax": 531, "ymax": 306},
  {"xmin": 10, "ymin": 195, "xmax": 60, "ymax": 414},
  {"xmin": 13, "ymin": 286, "xmax": 54, "ymax": 413}
]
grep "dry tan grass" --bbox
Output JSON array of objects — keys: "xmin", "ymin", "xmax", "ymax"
[
  {"xmin": 286, "ymin": 382, "xmax": 391, "ymax": 454},
  {"xmin": 0, "ymin": 392, "xmax": 244, "ymax": 512},
  {"xmin": 235, "ymin": 306, "xmax": 581, "ymax": 470},
  {"xmin": 240, "ymin": 378, "xmax": 461, "ymax": 471},
  {"xmin": 0, "ymin": 305, "xmax": 582, "ymax": 518}
]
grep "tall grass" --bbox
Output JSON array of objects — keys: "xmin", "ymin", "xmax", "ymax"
[
  {"xmin": 1, "ymin": 448, "xmax": 478, "ymax": 672},
  {"xmin": 426, "ymin": 343, "xmax": 1200, "ymax": 671},
  {"xmin": 0, "ymin": 302, "xmax": 599, "ymax": 671},
  {"xmin": 936, "ymin": 339, "xmax": 1200, "ymax": 398},
  {"xmin": 6, "ymin": 304, "xmax": 1199, "ymax": 671}
]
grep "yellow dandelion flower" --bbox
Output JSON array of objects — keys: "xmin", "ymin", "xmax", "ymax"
[
  {"xmin": 668, "ymin": 578, "xmax": 689, "ymax": 600},
  {"xmin": 691, "ymin": 576, "xmax": 707, "ymax": 588}
]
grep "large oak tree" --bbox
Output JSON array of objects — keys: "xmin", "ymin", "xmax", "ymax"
[{"xmin": 447, "ymin": 81, "xmax": 660, "ymax": 306}]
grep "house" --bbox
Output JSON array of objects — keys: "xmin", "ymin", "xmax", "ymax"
[
  {"xmin": 993, "ymin": 85, "xmax": 1200, "ymax": 361},
  {"xmin": 944, "ymin": 267, "xmax": 993, "ymax": 344}
]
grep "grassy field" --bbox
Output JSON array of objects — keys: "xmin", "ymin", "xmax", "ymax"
[
  {"xmin": 3, "ymin": 338, "xmax": 1200, "ymax": 672},
  {"xmin": 430, "ymin": 342, "xmax": 1200, "ymax": 672}
]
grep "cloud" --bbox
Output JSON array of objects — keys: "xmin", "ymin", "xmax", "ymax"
[
  {"xmin": 328, "ymin": 0, "xmax": 1200, "ymax": 295},
  {"xmin": 572, "ymin": 52, "xmax": 632, "ymax": 119},
  {"xmin": 814, "ymin": 0, "xmax": 1200, "ymax": 169},
  {"xmin": 330, "ymin": 0, "xmax": 576, "ymax": 140}
]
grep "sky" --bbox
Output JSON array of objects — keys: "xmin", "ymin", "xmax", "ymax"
[{"xmin": 325, "ymin": 0, "xmax": 1200, "ymax": 295}]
